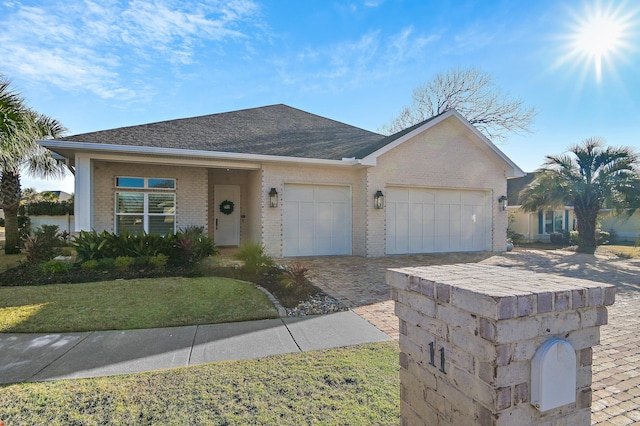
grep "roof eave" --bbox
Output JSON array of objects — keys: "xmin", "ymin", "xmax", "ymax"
[{"xmin": 39, "ymin": 140, "xmax": 363, "ymax": 167}]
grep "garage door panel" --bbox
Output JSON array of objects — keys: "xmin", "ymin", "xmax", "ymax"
[
  {"xmin": 462, "ymin": 191, "xmax": 486, "ymax": 205},
  {"xmin": 388, "ymin": 188, "xmax": 409, "ymax": 203},
  {"xmin": 387, "ymin": 188, "xmax": 489, "ymax": 254},
  {"xmin": 283, "ymin": 185, "xmax": 351, "ymax": 256}
]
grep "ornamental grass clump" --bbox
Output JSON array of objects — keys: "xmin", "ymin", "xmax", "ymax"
[{"xmin": 233, "ymin": 242, "xmax": 274, "ymax": 280}]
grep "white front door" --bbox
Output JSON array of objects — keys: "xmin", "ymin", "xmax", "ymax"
[{"xmin": 214, "ymin": 185, "xmax": 240, "ymax": 246}]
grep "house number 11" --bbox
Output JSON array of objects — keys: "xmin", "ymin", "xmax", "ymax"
[{"xmin": 428, "ymin": 342, "xmax": 446, "ymax": 374}]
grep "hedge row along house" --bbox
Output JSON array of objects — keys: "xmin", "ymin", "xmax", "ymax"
[{"xmin": 40, "ymin": 105, "xmax": 524, "ymax": 257}]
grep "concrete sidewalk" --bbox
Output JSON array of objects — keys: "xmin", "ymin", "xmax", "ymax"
[{"xmin": 0, "ymin": 310, "xmax": 391, "ymax": 385}]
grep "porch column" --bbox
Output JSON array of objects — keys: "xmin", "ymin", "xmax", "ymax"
[{"xmin": 74, "ymin": 153, "xmax": 92, "ymax": 232}]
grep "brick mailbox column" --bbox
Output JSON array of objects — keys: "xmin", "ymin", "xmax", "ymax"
[{"xmin": 387, "ymin": 264, "xmax": 614, "ymax": 426}]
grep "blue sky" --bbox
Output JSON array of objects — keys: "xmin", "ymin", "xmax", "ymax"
[{"xmin": 1, "ymin": 0, "xmax": 639, "ymax": 193}]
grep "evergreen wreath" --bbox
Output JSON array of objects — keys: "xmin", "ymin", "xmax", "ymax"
[{"xmin": 219, "ymin": 200, "xmax": 235, "ymax": 215}]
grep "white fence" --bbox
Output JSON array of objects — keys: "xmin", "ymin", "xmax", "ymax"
[{"xmin": 29, "ymin": 215, "xmax": 75, "ymax": 234}]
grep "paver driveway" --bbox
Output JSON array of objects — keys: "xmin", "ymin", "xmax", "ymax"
[{"xmin": 296, "ymin": 248, "xmax": 640, "ymax": 425}]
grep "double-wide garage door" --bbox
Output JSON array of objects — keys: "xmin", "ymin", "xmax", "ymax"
[
  {"xmin": 283, "ymin": 184, "xmax": 351, "ymax": 256},
  {"xmin": 386, "ymin": 187, "xmax": 490, "ymax": 254}
]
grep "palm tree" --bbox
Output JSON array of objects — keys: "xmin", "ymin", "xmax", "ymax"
[
  {"xmin": 519, "ymin": 138, "xmax": 640, "ymax": 254},
  {"xmin": 0, "ymin": 76, "xmax": 67, "ymax": 254}
]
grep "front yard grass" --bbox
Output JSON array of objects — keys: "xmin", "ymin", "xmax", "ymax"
[
  {"xmin": 0, "ymin": 341, "xmax": 400, "ymax": 425},
  {"xmin": 0, "ymin": 251, "xmax": 24, "ymax": 273},
  {"xmin": 598, "ymin": 244, "xmax": 640, "ymax": 259},
  {"xmin": 0, "ymin": 277, "xmax": 278, "ymax": 333}
]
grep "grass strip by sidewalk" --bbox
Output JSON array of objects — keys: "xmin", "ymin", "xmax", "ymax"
[
  {"xmin": 0, "ymin": 341, "xmax": 400, "ymax": 425},
  {"xmin": 0, "ymin": 277, "xmax": 278, "ymax": 333}
]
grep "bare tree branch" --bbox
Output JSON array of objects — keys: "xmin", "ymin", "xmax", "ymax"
[{"xmin": 379, "ymin": 66, "xmax": 537, "ymax": 143}]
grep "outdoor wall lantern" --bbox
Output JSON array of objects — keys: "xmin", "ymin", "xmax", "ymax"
[
  {"xmin": 374, "ymin": 190, "xmax": 385, "ymax": 209},
  {"xmin": 498, "ymin": 195, "xmax": 508, "ymax": 212},
  {"xmin": 269, "ymin": 188, "xmax": 279, "ymax": 208}
]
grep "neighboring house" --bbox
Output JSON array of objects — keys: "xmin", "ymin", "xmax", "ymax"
[
  {"xmin": 507, "ymin": 173, "xmax": 577, "ymax": 243},
  {"xmin": 599, "ymin": 210, "xmax": 640, "ymax": 242},
  {"xmin": 507, "ymin": 173, "xmax": 640, "ymax": 243},
  {"xmin": 48, "ymin": 190, "xmax": 73, "ymax": 202},
  {"xmin": 40, "ymin": 104, "xmax": 524, "ymax": 257}
]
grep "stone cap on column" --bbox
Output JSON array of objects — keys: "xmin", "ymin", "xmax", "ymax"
[{"xmin": 387, "ymin": 264, "xmax": 615, "ymax": 321}]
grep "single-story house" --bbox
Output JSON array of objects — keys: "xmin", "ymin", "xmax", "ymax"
[
  {"xmin": 506, "ymin": 173, "xmax": 577, "ymax": 242},
  {"xmin": 40, "ymin": 104, "xmax": 524, "ymax": 257},
  {"xmin": 507, "ymin": 173, "xmax": 639, "ymax": 243}
]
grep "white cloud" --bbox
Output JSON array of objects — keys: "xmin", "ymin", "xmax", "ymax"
[
  {"xmin": 276, "ymin": 27, "xmax": 439, "ymax": 92},
  {"xmin": 0, "ymin": 0, "xmax": 263, "ymax": 101},
  {"xmin": 363, "ymin": 0, "xmax": 385, "ymax": 8}
]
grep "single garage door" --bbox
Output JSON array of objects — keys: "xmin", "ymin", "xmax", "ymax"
[
  {"xmin": 283, "ymin": 184, "xmax": 352, "ymax": 256},
  {"xmin": 386, "ymin": 187, "xmax": 490, "ymax": 254}
]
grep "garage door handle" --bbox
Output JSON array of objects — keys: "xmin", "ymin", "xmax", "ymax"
[{"xmin": 215, "ymin": 219, "xmax": 218, "ymax": 230}]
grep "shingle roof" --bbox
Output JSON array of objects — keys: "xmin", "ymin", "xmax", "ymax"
[
  {"xmin": 507, "ymin": 172, "xmax": 537, "ymax": 205},
  {"xmin": 60, "ymin": 104, "xmax": 387, "ymax": 161}
]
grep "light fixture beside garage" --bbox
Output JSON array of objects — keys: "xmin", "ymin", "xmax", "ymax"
[
  {"xmin": 498, "ymin": 195, "xmax": 508, "ymax": 211},
  {"xmin": 374, "ymin": 190, "xmax": 385, "ymax": 209},
  {"xmin": 269, "ymin": 188, "xmax": 279, "ymax": 208}
]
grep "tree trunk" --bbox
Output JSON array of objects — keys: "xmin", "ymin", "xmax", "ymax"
[
  {"xmin": 574, "ymin": 205, "xmax": 598, "ymax": 254},
  {"xmin": 1, "ymin": 172, "xmax": 22, "ymax": 255}
]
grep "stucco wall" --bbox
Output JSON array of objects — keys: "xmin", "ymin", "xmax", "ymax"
[
  {"xmin": 600, "ymin": 210, "xmax": 640, "ymax": 242},
  {"xmin": 260, "ymin": 163, "xmax": 364, "ymax": 257},
  {"xmin": 93, "ymin": 161, "xmax": 208, "ymax": 233},
  {"xmin": 366, "ymin": 116, "xmax": 510, "ymax": 256}
]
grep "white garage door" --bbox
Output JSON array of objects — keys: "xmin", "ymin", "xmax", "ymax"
[
  {"xmin": 386, "ymin": 188, "xmax": 490, "ymax": 254},
  {"xmin": 283, "ymin": 184, "xmax": 352, "ymax": 256}
]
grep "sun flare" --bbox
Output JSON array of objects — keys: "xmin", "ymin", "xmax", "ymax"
[{"xmin": 562, "ymin": 1, "xmax": 636, "ymax": 83}]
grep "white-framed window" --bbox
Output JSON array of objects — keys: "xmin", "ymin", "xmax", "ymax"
[
  {"xmin": 544, "ymin": 210, "xmax": 564, "ymax": 234},
  {"xmin": 114, "ymin": 176, "xmax": 176, "ymax": 235},
  {"xmin": 116, "ymin": 177, "xmax": 176, "ymax": 190}
]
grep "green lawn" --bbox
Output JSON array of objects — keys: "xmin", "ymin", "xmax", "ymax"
[
  {"xmin": 599, "ymin": 244, "xmax": 640, "ymax": 259},
  {"xmin": 0, "ymin": 341, "xmax": 400, "ymax": 425},
  {"xmin": 0, "ymin": 277, "xmax": 279, "ymax": 333},
  {"xmin": 0, "ymin": 251, "xmax": 24, "ymax": 273}
]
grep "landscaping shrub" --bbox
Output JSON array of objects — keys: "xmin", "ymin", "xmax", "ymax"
[
  {"xmin": 598, "ymin": 231, "xmax": 610, "ymax": 245},
  {"xmin": 566, "ymin": 230, "xmax": 579, "ymax": 246},
  {"xmin": 23, "ymin": 226, "xmax": 68, "ymax": 264},
  {"xmin": 549, "ymin": 232, "xmax": 565, "ymax": 245},
  {"xmin": 97, "ymin": 258, "xmax": 116, "ymax": 270},
  {"xmin": 20, "ymin": 200, "xmax": 74, "ymax": 216},
  {"xmin": 233, "ymin": 242, "xmax": 274, "ymax": 279},
  {"xmin": 71, "ymin": 229, "xmax": 216, "ymax": 265},
  {"xmin": 280, "ymin": 261, "xmax": 309, "ymax": 288},
  {"xmin": 81, "ymin": 260, "xmax": 99, "ymax": 271},
  {"xmin": 41, "ymin": 259, "xmax": 73, "ymax": 274},
  {"xmin": 561, "ymin": 230, "xmax": 610, "ymax": 247},
  {"xmin": 114, "ymin": 256, "xmax": 134, "ymax": 271},
  {"xmin": 173, "ymin": 226, "xmax": 217, "ymax": 264},
  {"xmin": 24, "ymin": 236, "xmax": 49, "ymax": 264},
  {"xmin": 71, "ymin": 230, "xmax": 113, "ymax": 261},
  {"xmin": 121, "ymin": 232, "xmax": 173, "ymax": 258},
  {"xmin": 276, "ymin": 261, "xmax": 316, "ymax": 303},
  {"xmin": 149, "ymin": 254, "xmax": 169, "ymax": 271},
  {"xmin": 507, "ymin": 229, "xmax": 525, "ymax": 246}
]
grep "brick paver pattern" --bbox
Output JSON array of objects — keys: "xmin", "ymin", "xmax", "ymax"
[{"xmin": 292, "ymin": 249, "xmax": 640, "ymax": 425}]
